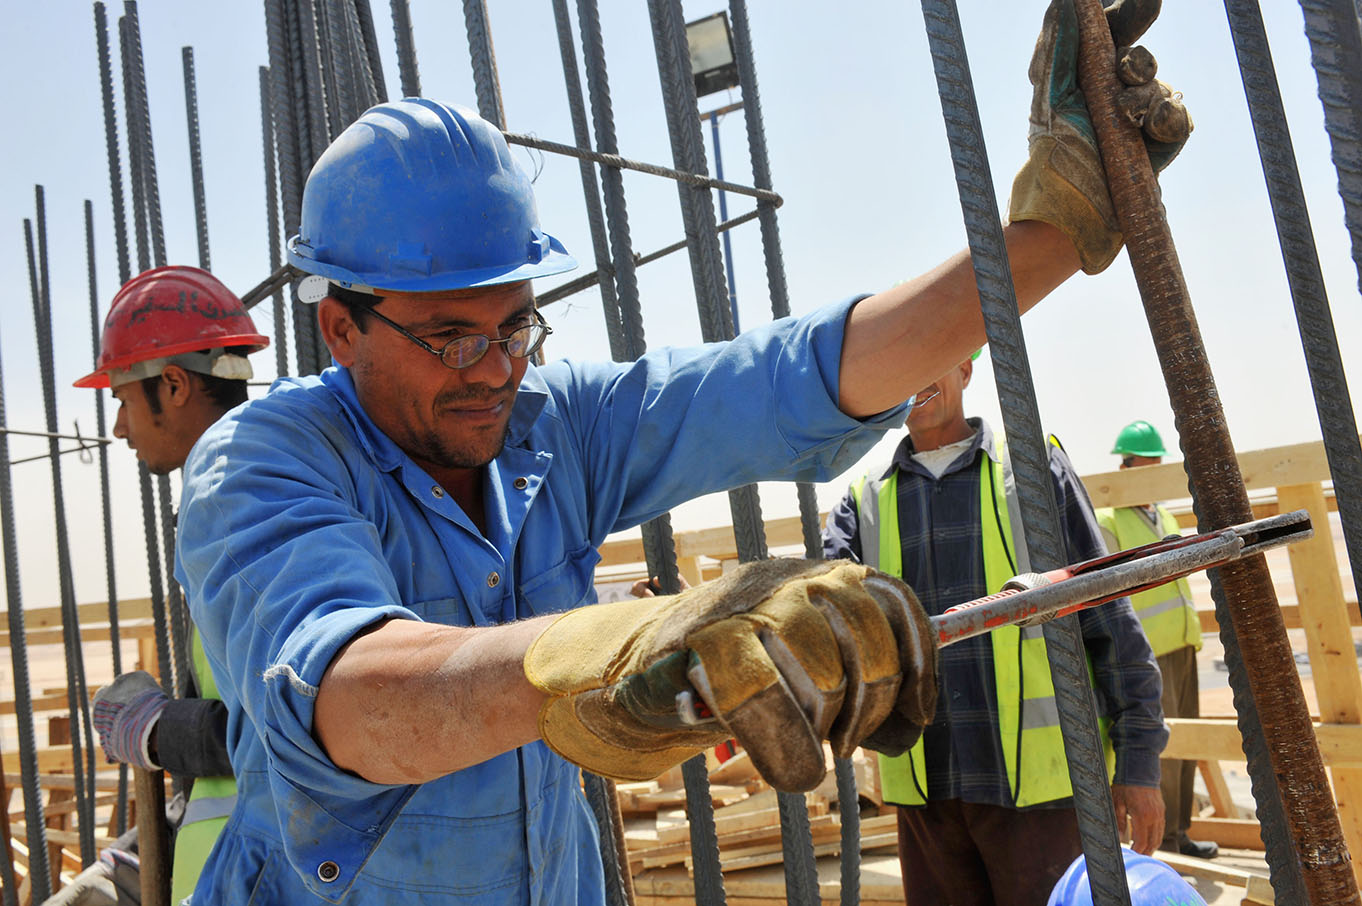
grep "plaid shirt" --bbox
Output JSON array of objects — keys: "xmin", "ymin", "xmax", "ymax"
[{"xmin": 823, "ymin": 418, "xmax": 1165, "ymax": 808}]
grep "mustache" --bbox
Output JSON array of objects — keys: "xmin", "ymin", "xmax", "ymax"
[{"xmin": 435, "ymin": 381, "xmax": 516, "ymax": 409}]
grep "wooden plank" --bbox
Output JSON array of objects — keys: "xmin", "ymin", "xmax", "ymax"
[
  {"xmin": 1163, "ymin": 719, "xmax": 1362, "ymax": 766},
  {"xmin": 1278, "ymin": 482, "xmax": 1362, "ymax": 888},
  {"xmin": 1200, "ymin": 760, "xmax": 1238, "ymax": 818},
  {"xmin": 1186, "ymin": 817, "xmax": 1264, "ymax": 850},
  {"xmin": 1154, "ymin": 849, "xmax": 1257, "ymax": 887},
  {"xmin": 1198, "ymin": 602, "xmax": 1362, "ymax": 635},
  {"xmin": 1244, "ymin": 874, "xmax": 1275, "ymax": 904},
  {"xmin": 0, "ymin": 622, "xmax": 157, "ymax": 649}
]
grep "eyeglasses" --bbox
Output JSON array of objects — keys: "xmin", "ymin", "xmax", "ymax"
[{"xmin": 364, "ymin": 307, "xmax": 553, "ymax": 370}]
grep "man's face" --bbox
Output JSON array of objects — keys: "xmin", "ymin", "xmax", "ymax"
[
  {"xmin": 342, "ymin": 281, "xmax": 536, "ymax": 474},
  {"xmin": 906, "ymin": 360, "xmax": 972, "ymax": 437},
  {"xmin": 111, "ymin": 380, "xmax": 180, "ymax": 475}
]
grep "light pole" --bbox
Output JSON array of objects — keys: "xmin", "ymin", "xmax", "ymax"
[{"xmin": 686, "ymin": 12, "xmax": 743, "ymax": 333}]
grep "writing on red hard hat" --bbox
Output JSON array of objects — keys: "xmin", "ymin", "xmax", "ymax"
[{"xmin": 74, "ymin": 266, "xmax": 269, "ymax": 389}]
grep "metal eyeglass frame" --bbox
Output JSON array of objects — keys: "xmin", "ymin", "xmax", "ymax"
[{"xmin": 364, "ymin": 306, "xmax": 553, "ymax": 369}]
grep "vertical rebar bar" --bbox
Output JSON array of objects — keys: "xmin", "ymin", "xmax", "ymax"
[
  {"xmin": 85, "ymin": 200, "xmax": 130, "ymax": 835},
  {"xmin": 119, "ymin": 16, "xmax": 151, "ymax": 275},
  {"xmin": 29, "ymin": 196, "xmax": 98, "ymax": 868},
  {"xmin": 551, "ymin": 0, "xmax": 626, "ymax": 361},
  {"xmin": 0, "ymin": 232, "xmax": 52, "ymax": 900},
  {"xmin": 124, "ymin": 1, "xmax": 167, "ymax": 270},
  {"xmin": 390, "ymin": 0, "xmax": 421, "ymax": 98},
  {"xmin": 182, "ymin": 47, "xmax": 211, "ymax": 271},
  {"xmin": 323, "ymin": 0, "xmax": 359, "ymax": 127},
  {"xmin": 1299, "ymin": 0, "xmax": 1362, "ymax": 293},
  {"xmin": 462, "ymin": 0, "xmax": 506, "ymax": 128},
  {"xmin": 1074, "ymin": 0, "xmax": 1361, "ymax": 901},
  {"xmin": 260, "ymin": 67, "xmax": 292, "ymax": 379},
  {"xmin": 1227, "ymin": 0, "xmax": 1362, "ymax": 691},
  {"xmin": 919, "ymin": 2, "xmax": 1132, "ymax": 903},
  {"xmin": 352, "ymin": 0, "xmax": 388, "ymax": 104},
  {"xmin": 94, "ymin": 3, "xmax": 131, "ymax": 287},
  {"xmin": 158, "ymin": 475, "xmax": 191, "ymax": 698}
]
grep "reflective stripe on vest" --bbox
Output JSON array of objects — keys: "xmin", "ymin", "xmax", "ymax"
[
  {"xmin": 172, "ymin": 629, "xmax": 236, "ymax": 904},
  {"xmin": 855, "ymin": 439, "xmax": 1113, "ymax": 808},
  {"xmin": 1093, "ymin": 504, "xmax": 1200, "ymax": 656}
]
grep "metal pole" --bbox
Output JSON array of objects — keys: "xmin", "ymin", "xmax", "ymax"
[
  {"xmin": 918, "ymin": 1, "xmax": 1132, "ymax": 902},
  {"xmin": 1074, "ymin": 0, "xmax": 1360, "ymax": 900},
  {"xmin": 706, "ymin": 112, "xmax": 741, "ymax": 333}
]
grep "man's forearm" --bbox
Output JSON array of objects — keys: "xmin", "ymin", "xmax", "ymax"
[
  {"xmin": 838, "ymin": 221, "xmax": 1080, "ymax": 417},
  {"xmin": 314, "ymin": 616, "xmax": 552, "ymax": 784}
]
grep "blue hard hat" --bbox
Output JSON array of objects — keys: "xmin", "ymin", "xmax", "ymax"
[
  {"xmin": 287, "ymin": 98, "xmax": 577, "ymax": 293},
  {"xmin": 1048, "ymin": 847, "xmax": 1207, "ymax": 906}
]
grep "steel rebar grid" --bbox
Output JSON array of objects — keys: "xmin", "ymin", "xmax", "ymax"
[
  {"xmin": 0, "ymin": 251, "xmax": 52, "ymax": 900},
  {"xmin": 390, "ymin": 0, "xmax": 421, "ymax": 98},
  {"xmin": 1299, "ymin": 0, "xmax": 1362, "ymax": 294},
  {"xmin": 1226, "ymin": 0, "xmax": 1362, "ymax": 626},
  {"xmin": 1074, "ymin": 0, "xmax": 1361, "ymax": 901},
  {"xmin": 28, "ymin": 196, "xmax": 98, "ymax": 869},
  {"xmin": 550, "ymin": 0, "xmax": 626, "ymax": 360},
  {"xmin": 181, "ymin": 48, "xmax": 211, "ymax": 271},
  {"xmin": 85, "ymin": 199, "xmax": 130, "ymax": 836},
  {"xmin": 646, "ymin": 3, "xmax": 823, "ymax": 902},
  {"xmin": 259, "ymin": 68, "xmax": 292, "ymax": 378},
  {"xmin": 919, "ymin": 2, "xmax": 1133, "ymax": 903}
]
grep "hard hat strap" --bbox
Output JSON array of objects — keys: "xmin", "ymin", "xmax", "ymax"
[{"xmin": 107, "ymin": 351, "xmax": 254, "ymax": 388}]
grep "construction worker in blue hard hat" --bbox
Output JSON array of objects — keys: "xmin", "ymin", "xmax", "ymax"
[
  {"xmin": 1096, "ymin": 421, "xmax": 1219, "ymax": 860},
  {"xmin": 172, "ymin": 1, "xmax": 1192, "ymax": 900}
]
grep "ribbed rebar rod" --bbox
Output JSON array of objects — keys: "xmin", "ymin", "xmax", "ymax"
[
  {"xmin": 390, "ymin": 0, "xmax": 421, "ymax": 97},
  {"xmin": 119, "ymin": 16, "xmax": 151, "ymax": 275},
  {"xmin": 86, "ymin": 200, "xmax": 129, "ymax": 835},
  {"xmin": 322, "ymin": 0, "xmax": 359, "ymax": 127},
  {"xmin": 124, "ymin": 2, "xmax": 166, "ymax": 270},
  {"xmin": 1299, "ymin": 0, "xmax": 1362, "ymax": 292},
  {"xmin": 313, "ymin": 0, "xmax": 346, "ymax": 139},
  {"xmin": 137, "ymin": 463, "xmax": 174, "ymax": 694},
  {"xmin": 583, "ymin": 772, "xmax": 634, "ymax": 906},
  {"xmin": 833, "ymin": 755, "xmax": 861, "ymax": 906},
  {"xmin": 920, "ymin": 3, "xmax": 1131, "ymax": 904},
  {"xmin": 550, "ymin": 0, "xmax": 625, "ymax": 360},
  {"xmin": 291, "ymin": 0, "xmax": 332, "ymax": 372},
  {"xmin": 29, "ymin": 199, "xmax": 98, "ymax": 867},
  {"xmin": 94, "ymin": 3, "xmax": 131, "ymax": 287},
  {"xmin": 182, "ymin": 47, "xmax": 211, "ymax": 271},
  {"xmin": 576, "ymin": 0, "xmax": 647, "ymax": 359},
  {"xmin": 726, "ymin": 0, "xmax": 827, "ymax": 622},
  {"xmin": 646, "ymin": 0, "xmax": 732, "ymax": 341},
  {"xmin": 352, "ymin": 0, "xmax": 387, "ymax": 104},
  {"xmin": 462, "ymin": 0, "xmax": 506, "ymax": 129},
  {"xmin": 0, "ymin": 236, "xmax": 52, "ymax": 900},
  {"xmin": 158, "ymin": 475, "xmax": 191, "ymax": 697},
  {"xmin": 1075, "ymin": 0, "xmax": 1360, "ymax": 901},
  {"xmin": 1227, "ymin": 0, "xmax": 1362, "ymax": 663},
  {"xmin": 260, "ymin": 68, "xmax": 291, "ymax": 378}
]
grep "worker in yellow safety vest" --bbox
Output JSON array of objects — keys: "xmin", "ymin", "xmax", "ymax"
[
  {"xmin": 823, "ymin": 352, "xmax": 1167, "ymax": 906},
  {"xmin": 59, "ymin": 266, "xmax": 269, "ymax": 906},
  {"xmin": 1095, "ymin": 420, "xmax": 1217, "ymax": 860}
]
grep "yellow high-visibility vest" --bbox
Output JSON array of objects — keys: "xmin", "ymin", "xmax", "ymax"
[
  {"xmin": 170, "ymin": 629, "xmax": 235, "ymax": 905},
  {"xmin": 852, "ymin": 440, "xmax": 1113, "ymax": 808},
  {"xmin": 1094, "ymin": 504, "xmax": 1201, "ymax": 657}
]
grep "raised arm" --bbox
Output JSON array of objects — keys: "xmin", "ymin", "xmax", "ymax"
[{"xmin": 838, "ymin": 221, "xmax": 1078, "ymax": 417}]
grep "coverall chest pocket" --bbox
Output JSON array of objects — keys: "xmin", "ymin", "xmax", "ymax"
[{"xmin": 517, "ymin": 543, "xmax": 601, "ymax": 618}]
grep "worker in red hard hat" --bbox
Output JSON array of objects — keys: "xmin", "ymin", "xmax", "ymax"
[{"xmin": 65, "ymin": 265, "xmax": 269, "ymax": 906}]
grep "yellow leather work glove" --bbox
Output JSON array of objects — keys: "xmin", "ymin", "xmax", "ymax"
[
  {"xmin": 1009, "ymin": 0, "xmax": 1192, "ymax": 273},
  {"xmin": 524, "ymin": 558, "xmax": 937, "ymax": 792}
]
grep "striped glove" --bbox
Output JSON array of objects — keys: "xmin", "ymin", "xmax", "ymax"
[{"xmin": 92, "ymin": 670, "xmax": 166, "ymax": 770}]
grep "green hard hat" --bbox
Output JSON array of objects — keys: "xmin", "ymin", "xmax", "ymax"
[{"xmin": 1112, "ymin": 420, "xmax": 1166, "ymax": 457}]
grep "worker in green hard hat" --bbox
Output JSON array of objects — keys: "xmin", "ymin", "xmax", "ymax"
[{"xmin": 1095, "ymin": 420, "xmax": 1218, "ymax": 860}]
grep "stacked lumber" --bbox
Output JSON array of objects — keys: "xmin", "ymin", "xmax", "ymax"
[{"xmin": 620, "ymin": 747, "xmax": 905, "ymax": 904}]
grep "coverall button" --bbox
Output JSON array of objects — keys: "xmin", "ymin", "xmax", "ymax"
[
  {"xmin": 514, "ymin": 476, "xmax": 528, "ymax": 490},
  {"xmin": 487, "ymin": 571, "xmax": 501, "ymax": 588},
  {"xmin": 317, "ymin": 861, "xmax": 340, "ymax": 883},
  {"xmin": 432, "ymin": 485, "xmax": 445, "ymax": 498}
]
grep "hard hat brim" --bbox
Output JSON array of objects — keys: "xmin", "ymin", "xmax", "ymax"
[
  {"xmin": 74, "ymin": 332, "xmax": 270, "ymax": 389},
  {"xmin": 286, "ymin": 234, "xmax": 578, "ymax": 297}
]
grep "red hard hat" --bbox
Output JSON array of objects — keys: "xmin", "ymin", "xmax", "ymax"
[{"xmin": 74, "ymin": 266, "xmax": 270, "ymax": 389}]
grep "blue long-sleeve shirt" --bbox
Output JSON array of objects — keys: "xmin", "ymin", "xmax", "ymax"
[
  {"xmin": 174, "ymin": 297, "xmax": 907, "ymax": 904},
  {"xmin": 822, "ymin": 418, "xmax": 1165, "ymax": 807}
]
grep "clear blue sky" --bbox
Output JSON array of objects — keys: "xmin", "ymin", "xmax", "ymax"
[{"xmin": 1, "ymin": 1, "xmax": 1359, "ymax": 608}]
